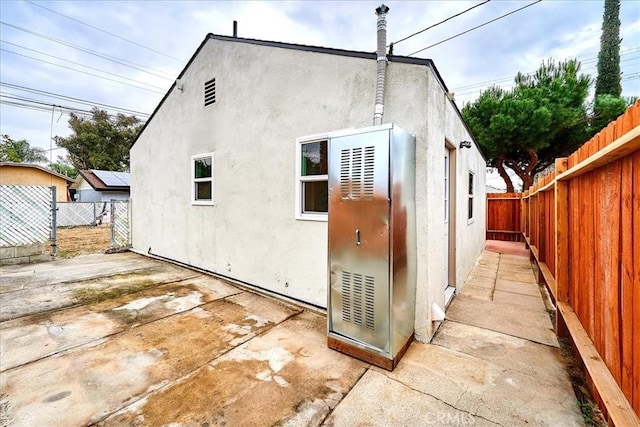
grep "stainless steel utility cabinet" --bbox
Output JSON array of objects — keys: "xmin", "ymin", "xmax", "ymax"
[{"xmin": 327, "ymin": 124, "xmax": 417, "ymax": 371}]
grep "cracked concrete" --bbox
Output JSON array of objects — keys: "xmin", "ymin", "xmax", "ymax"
[
  {"xmin": 1, "ymin": 243, "xmax": 584, "ymax": 426},
  {"xmin": 325, "ymin": 242, "xmax": 583, "ymax": 426}
]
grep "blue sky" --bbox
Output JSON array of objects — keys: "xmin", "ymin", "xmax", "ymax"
[{"xmin": 1, "ymin": 0, "xmax": 638, "ymax": 163}]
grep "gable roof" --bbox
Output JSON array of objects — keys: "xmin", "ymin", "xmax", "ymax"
[
  {"xmin": 131, "ymin": 33, "xmax": 479, "ymax": 155},
  {"xmin": 74, "ymin": 169, "xmax": 130, "ymax": 191},
  {"xmin": 0, "ymin": 162, "xmax": 75, "ymax": 182}
]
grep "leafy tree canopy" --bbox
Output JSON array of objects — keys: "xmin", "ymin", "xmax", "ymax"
[
  {"xmin": 49, "ymin": 161, "xmax": 77, "ymax": 178},
  {"xmin": 0, "ymin": 134, "xmax": 48, "ymax": 164},
  {"xmin": 462, "ymin": 59, "xmax": 628, "ymax": 192},
  {"xmin": 54, "ymin": 108, "xmax": 142, "ymax": 172}
]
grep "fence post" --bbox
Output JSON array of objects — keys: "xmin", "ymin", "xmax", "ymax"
[
  {"xmin": 50, "ymin": 186, "xmax": 57, "ymax": 257},
  {"xmin": 110, "ymin": 199, "xmax": 116, "ymax": 248},
  {"xmin": 554, "ymin": 158, "xmax": 569, "ymax": 337}
]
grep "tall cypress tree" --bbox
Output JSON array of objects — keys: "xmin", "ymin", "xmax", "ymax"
[{"xmin": 594, "ymin": 0, "xmax": 622, "ymax": 97}]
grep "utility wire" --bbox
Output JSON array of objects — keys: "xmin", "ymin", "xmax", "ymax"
[
  {"xmin": 0, "ymin": 21, "xmax": 175, "ymax": 79},
  {"xmin": 452, "ymin": 55, "xmax": 640, "ymax": 99},
  {"xmin": 1, "ymin": 48, "xmax": 166, "ymax": 94},
  {"xmin": 393, "ymin": 0, "xmax": 491, "ymax": 46},
  {"xmin": 1, "ymin": 42, "xmax": 170, "ymax": 90},
  {"xmin": 0, "ymin": 82, "xmax": 151, "ymax": 117},
  {"xmin": 1, "ymin": 40, "xmax": 173, "ymax": 82},
  {"xmin": 24, "ymin": 0, "xmax": 184, "ymax": 63},
  {"xmin": 409, "ymin": 0, "xmax": 542, "ymax": 56},
  {"xmin": 452, "ymin": 47, "xmax": 640, "ymax": 92}
]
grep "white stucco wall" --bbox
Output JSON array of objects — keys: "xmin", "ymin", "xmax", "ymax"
[{"xmin": 131, "ymin": 37, "xmax": 485, "ymax": 342}]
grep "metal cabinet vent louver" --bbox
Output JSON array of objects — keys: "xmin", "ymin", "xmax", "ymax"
[
  {"xmin": 339, "ymin": 146, "xmax": 376, "ymax": 200},
  {"xmin": 204, "ymin": 78, "xmax": 216, "ymax": 106},
  {"xmin": 341, "ymin": 271, "xmax": 375, "ymax": 330},
  {"xmin": 328, "ymin": 124, "xmax": 416, "ymax": 371}
]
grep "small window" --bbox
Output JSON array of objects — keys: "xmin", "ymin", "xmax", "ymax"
[
  {"xmin": 295, "ymin": 136, "xmax": 328, "ymax": 221},
  {"xmin": 204, "ymin": 78, "xmax": 216, "ymax": 106},
  {"xmin": 468, "ymin": 171, "xmax": 474, "ymax": 220},
  {"xmin": 192, "ymin": 153, "xmax": 214, "ymax": 205}
]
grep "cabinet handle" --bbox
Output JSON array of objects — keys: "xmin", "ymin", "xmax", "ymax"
[{"xmin": 355, "ymin": 229, "xmax": 361, "ymax": 246}]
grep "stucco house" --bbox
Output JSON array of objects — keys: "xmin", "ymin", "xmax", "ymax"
[
  {"xmin": 71, "ymin": 169, "xmax": 130, "ymax": 202},
  {"xmin": 130, "ymin": 32, "xmax": 486, "ymax": 343},
  {"xmin": 0, "ymin": 162, "xmax": 73, "ymax": 202}
]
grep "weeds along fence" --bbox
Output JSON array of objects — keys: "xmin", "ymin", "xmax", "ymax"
[
  {"xmin": 486, "ymin": 193, "xmax": 522, "ymax": 242},
  {"xmin": 523, "ymin": 100, "xmax": 640, "ymax": 426}
]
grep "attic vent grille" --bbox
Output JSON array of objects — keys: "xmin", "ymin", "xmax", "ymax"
[
  {"xmin": 339, "ymin": 146, "xmax": 376, "ymax": 200},
  {"xmin": 204, "ymin": 78, "xmax": 216, "ymax": 106}
]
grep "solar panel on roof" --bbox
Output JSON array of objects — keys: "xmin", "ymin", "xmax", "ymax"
[{"xmin": 93, "ymin": 170, "xmax": 130, "ymax": 187}]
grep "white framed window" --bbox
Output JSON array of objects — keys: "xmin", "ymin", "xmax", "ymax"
[
  {"xmin": 191, "ymin": 152, "xmax": 214, "ymax": 205},
  {"xmin": 467, "ymin": 170, "xmax": 474, "ymax": 222},
  {"xmin": 295, "ymin": 134, "xmax": 328, "ymax": 221}
]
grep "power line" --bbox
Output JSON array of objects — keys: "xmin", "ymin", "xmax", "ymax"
[
  {"xmin": 0, "ymin": 95, "xmax": 150, "ymax": 122},
  {"xmin": 24, "ymin": 0, "xmax": 184, "ymax": 63},
  {"xmin": 409, "ymin": 0, "xmax": 542, "ymax": 56},
  {"xmin": 1, "ymin": 48, "xmax": 166, "ymax": 94},
  {"xmin": 1, "ymin": 42, "xmax": 170, "ymax": 91},
  {"xmin": 0, "ymin": 82, "xmax": 151, "ymax": 117},
  {"xmin": 450, "ymin": 47, "xmax": 640, "ymax": 95},
  {"xmin": 454, "ymin": 58, "xmax": 640, "ymax": 97},
  {"xmin": 393, "ymin": 0, "xmax": 491, "ymax": 46},
  {"xmin": 0, "ymin": 21, "xmax": 175, "ymax": 80},
  {"xmin": 1, "ymin": 40, "xmax": 173, "ymax": 83}
]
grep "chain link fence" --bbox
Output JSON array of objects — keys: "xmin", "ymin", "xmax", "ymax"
[
  {"xmin": 57, "ymin": 202, "xmax": 112, "ymax": 226},
  {"xmin": 1, "ymin": 186, "xmax": 131, "ymax": 262},
  {"xmin": 0, "ymin": 185, "xmax": 53, "ymax": 247},
  {"xmin": 110, "ymin": 200, "xmax": 131, "ymax": 249}
]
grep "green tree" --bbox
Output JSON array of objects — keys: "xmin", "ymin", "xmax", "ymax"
[
  {"xmin": 49, "ymin": 161, "xmax": 77, "ymax": 178},
  {"xmin": 54, "ymin": 108, "xmax": 142, "ymax": 171},
  {"xmin": 462, "ymin": 59, "xmax": 591, "ymax": 192},
  {"xmin": 0, "ymin": 134, "xmax": 48, "ymax": 163},
  {"xmin": 594, "ymin": 0, "xmax": 621, "ymax": 97}
]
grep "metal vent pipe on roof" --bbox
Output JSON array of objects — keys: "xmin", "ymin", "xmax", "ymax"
[{"xmin": 373, "ymin": 4, "xmax": 390, "ymax": 126}]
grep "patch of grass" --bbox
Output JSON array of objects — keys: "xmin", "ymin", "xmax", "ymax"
[
  {"xmin": 72, "ymin": 280, "xmax": 157, "ymax": 305},
  {"xmin": 559, "ymin": 337, "xmax": 607, "ymax": 427}
]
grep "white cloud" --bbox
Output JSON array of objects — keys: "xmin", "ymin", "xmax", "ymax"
[{"xmin": 1, "ymin": 0, "xmax": 638, "ymax": 155}]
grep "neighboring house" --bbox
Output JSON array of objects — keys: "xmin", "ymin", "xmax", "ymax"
[
  {"xmin": 0, "ymin": 162, "xmax": 73, "ymax": 201},
  {"xmin": 72, "ymin": 169, "xmax": 130, "ymax": 202},
  {"xmin": 130, "ymin": 33, "xmax": 486, "ymax": 342}
]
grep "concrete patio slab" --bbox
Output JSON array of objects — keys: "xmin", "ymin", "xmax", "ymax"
[
  {"xmin": 432, "ymin": 321, "xmax": 570, "ymax": 386},
  {"xmin": 371, "ymin": 342, "xmax": 582, "ymax": 426},
  {"xmin": 1, "ymin": 244, "xmax": 583, "ymax": 427},
  {"xmin": 102, "ymin": 312, "xmax": 367, "ymax": 426},
  {"xmin": 0, "ymin": 253, "xmax": 161, "ymax": 293},
  {"xmin": 493, "ymin": 289, "xmax": 547, "ymax": 311},
  {"xmin": 1, "ymin": 292, "xmax": 300, "ymax": 426},
  {"xmin": 458, "ymin": 284, "xmax": 493, "ymax": 301},
  {"xmin": 496, "ymin": 269, "xmax": 536, "ymax": 284},
  {"xmin": 446, "ymin": 294, "xmax": 558, "ymax": 347},
  {"xmin": 494, "ymin": 278, "xmax": 541, "ymax": 297},
  {"xmin": 1, "ymin": 275, "xmax": 241, "ymax": 371},
  {"xmin": 0, "ymin": 259, "xmax": 199, "ymax": 321},
  {"xmin": 324, "ymin": 369, "xmax": 499, "ymax": 426}
]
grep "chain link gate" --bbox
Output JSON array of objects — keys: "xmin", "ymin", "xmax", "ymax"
[{"xmin": 110, "ymin": 199, "xmax": 131, "ymax": 249}]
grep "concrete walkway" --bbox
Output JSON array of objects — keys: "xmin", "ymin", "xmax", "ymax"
[
  {"xmin": 0, "ymin": 243, "xmax": 584, "ymax": 426},
  {"xmin": 325, "ymin": 242, "xmax": 584, "ymax": 426}
]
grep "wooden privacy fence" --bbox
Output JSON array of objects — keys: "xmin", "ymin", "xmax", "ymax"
[
  {"xmin": 486, "ymin": 192, "xmax": 522, "ymax": 241},
  {"xmin": 523, "ymin": 100, "xmax": 640, "ymax": 426}
]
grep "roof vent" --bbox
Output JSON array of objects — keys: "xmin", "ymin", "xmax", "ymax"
[{"xmin": 204, "ymin": 78, "xmax": 216, "ymax": 106}]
